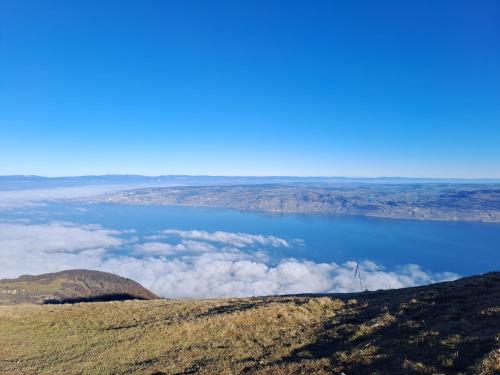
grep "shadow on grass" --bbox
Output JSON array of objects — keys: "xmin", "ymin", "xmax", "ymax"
[
  {"xmin": 43, "ymin": 293, "xmax": 151, "ymax": 304},
  {"xmin": 245, "ymin": 273, "xmax": 500, "ymax": 374}
]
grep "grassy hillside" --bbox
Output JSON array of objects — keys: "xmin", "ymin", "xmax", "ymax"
[
  {"xmin": 0, "ymin": 269, "xmax": 158, "ymax": 304},
  {"xmin": 0, "ymin": 273, "xmax": 498, "ymax": 374}
]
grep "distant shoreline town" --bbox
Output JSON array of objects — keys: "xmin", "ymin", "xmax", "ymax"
[
  {"xmin": 93, "ymin": 182, "xmax": 500, "ymax": 223},
  {"xmin": 2, "ymin": 175, "xmax": 499, "ymax": 223}
]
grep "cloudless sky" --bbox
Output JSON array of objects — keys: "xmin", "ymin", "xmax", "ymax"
[{"xmin": 1, "ymin": 0, "xmax": 499, "ymax": 177}]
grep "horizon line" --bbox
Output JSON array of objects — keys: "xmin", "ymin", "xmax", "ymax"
[{"xmin": 1, "ymin": 174, "xmax": 500, "ymax": 181}]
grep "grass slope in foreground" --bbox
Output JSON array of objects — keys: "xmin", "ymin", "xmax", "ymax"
[{"xmin": 0, "ymin": 273, "xmax": 499, "ymax": 375}]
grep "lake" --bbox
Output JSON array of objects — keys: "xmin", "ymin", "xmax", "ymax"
[{"xmin": 1, "ymin": 202, "xmax": 499, "ymax": 297}]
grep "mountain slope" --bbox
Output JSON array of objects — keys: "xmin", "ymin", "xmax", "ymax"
[
  {"xmin": 0, "ymin": 269, "xmax": 158, "ymax": 304},
  {"xmin": 0, "ymin": 272, "xmax": 498, "ymax": 374}
]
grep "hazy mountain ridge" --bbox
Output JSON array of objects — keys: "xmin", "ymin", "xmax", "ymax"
[{"xmin": 2, "ymin": 175, "xmax": 499, "ymax": 191}]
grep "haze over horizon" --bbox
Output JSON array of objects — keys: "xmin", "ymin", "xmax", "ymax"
[
  {"xmin": 2, "ymin": 174, "xmax": 500, "ymax": 182},
  {"xmin": 2, "ymin": 1, "xmax": 499, "ymax": 178}
]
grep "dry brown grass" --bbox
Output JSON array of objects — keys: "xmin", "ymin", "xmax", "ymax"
[{"xmin": 0, "ymin": 273, "xmax": 498, "ymax": 374}]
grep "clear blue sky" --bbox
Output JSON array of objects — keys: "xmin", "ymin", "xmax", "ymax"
[{"xmin": 1, "ymin": 0, "xmax": 499, "ymax": 177}]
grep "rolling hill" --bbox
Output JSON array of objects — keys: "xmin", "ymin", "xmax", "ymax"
[{"xmin": 0, "ymin": 269, "xmax": 158, "ymax": 305}]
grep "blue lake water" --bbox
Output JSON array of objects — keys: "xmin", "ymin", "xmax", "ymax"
[{"xmin": 9, "ymin": 202, "xmax": 500, "ymax": 277}]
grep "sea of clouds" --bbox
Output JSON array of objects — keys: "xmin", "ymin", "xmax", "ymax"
[
  {"xmin": 0, "ymin": 184, "xmax": 140, "ymax": 209},
  {"xmin": 0, "ymin": 221, "xmax": 459, "ymax": 298}
]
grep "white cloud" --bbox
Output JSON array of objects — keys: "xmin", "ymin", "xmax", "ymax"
[
  {"xmin": 134, "ymin": 240, "xmax": 216, "ymax": 255},
  {"xmin": 162, "ymin": 229, "xmax": 290, "ymax": 248},
  {"xmin": 0, "ymin": 185, "xmax": 132, "ymax": 209},
  {"xmin": 0, "ymin": 222, "xmax": 125, "ymax": 254},
  {"xmin": 0, "ymin": 222, "xmax": 460, "ymax": 298}
]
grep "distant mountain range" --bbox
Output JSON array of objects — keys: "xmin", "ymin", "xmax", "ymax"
[{"xmin": 1, "ymin": 174, "xmax": 500, "ymax": 190}]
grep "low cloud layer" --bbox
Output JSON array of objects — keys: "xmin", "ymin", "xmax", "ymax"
[
  {"xmin": 0, "ymin": 222, "xmax": 125, "ymax": 254},
  {"xmin": 0, "ymin": 185, "xmax": 132, "ymax": 209},
  {"xmin": 134, "ymin": 240, "xmax": 217, "ymax": 255},
  {"xmin": 161, "ymin": 229, "xmax": 291, "ymax": 248},
  {"xmin": 0, "ymin": 222, "xmax": 459, "ymax": 298}
]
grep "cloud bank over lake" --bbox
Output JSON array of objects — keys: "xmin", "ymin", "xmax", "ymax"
[
  {"xmin": 0, "ymin": 185, "xmax": 133, "ymax": 209},
  {"xmin": 0, "ymin": 221, "xmax": 459, "ymax": 298}
]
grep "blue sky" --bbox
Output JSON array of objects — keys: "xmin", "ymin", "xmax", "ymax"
[{"xmin": 1, "ymin": 0, "xmax": 499, "ymax": 177}]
